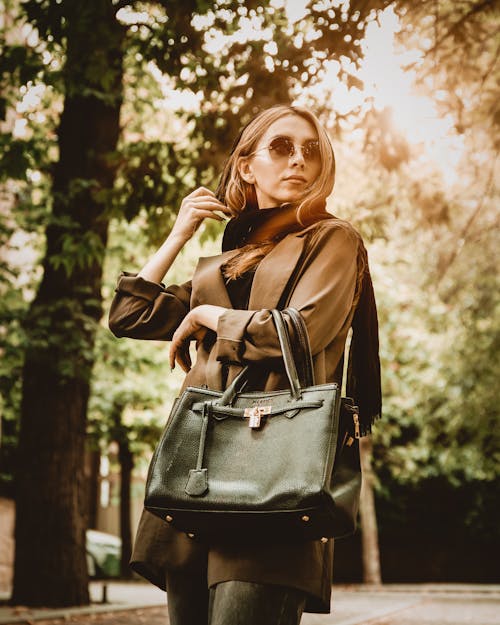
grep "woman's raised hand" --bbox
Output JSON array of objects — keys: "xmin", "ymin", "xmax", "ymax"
[
  {"xmin": 171, "ymin": 187, "xmax": 231, "ymax": 242},
  {"xmin": 138, "ymin": 188, "xmax": 230, "ymax": 284}
]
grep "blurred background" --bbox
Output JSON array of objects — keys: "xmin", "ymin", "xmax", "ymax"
[{"xmin": 0, "ymin": 0, "xmax": 498, "ymax": 608}]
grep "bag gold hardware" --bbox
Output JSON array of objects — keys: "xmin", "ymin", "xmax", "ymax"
[
  {"xmin": 301, "ymin": 515, "xmax": 310, "ymax": 522},
  {"xmin": 244, "ymin": 406, "xmax": 271, "ymax": 429},
  {"xmin": 353, "ymin": 412, "xmax": 361, "ymax": 439},
  {"xmin": 187, "ymin": 533, "xmax": 195, "ymax": 539},
  {"xmin": 321, "ymin": 537, "xmax": 328, "ymax": 543},
  {"xmin": 165, "ymin": 515, "xmax": 173, "ymax": 523}
]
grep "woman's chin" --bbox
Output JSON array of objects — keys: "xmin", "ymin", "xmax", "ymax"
[{"xmin": 276, "ymin": 192, "xmax": 303, "ymax": 205}]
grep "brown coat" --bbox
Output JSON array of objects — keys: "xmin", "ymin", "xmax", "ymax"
[{"xmin": 108, "ymin": 218, "xmax": 362, "ymax": 613}]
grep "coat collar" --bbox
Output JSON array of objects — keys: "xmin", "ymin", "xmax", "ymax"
[
  {"xmin": 248, "ymin": 233, "xmax": 305, "ymax": 309},
  {"xmin": 192, "ymin": 249, "xmax": 234, "ymax": 309},
  {"xmin": 193, "ymin": 230, "xmax": 308, "ymax": 310}
]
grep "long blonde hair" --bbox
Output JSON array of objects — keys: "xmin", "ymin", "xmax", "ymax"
[{"xmin": 216, "ymin": 105, "xmax": 336, "ymax": 279}]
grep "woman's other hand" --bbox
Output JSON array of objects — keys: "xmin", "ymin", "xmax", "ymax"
[
  {"xmin": 171, "ymin": 187, "xmax": 231, "ymax": 243},
  {"xmin": 169, "ymin": 311, "xmax": 206, "ymax": 373},
  {"xmin": 169, "ymin": 305, "xmax": 227, "ymax": 372}
]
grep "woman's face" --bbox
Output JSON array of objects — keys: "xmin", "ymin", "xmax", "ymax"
[{"xmin": 240, "ymin": 114, "xmax": 322, "ymax": 209}]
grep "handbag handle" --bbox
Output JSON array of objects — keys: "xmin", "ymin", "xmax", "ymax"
[
  {"xmin": 184, "ymin": 310, "xmax": 319, "ymax": 497},
  {"xmin": 271, "ymin": 309, "xmax": 302, "ymax": 399},
  {"xmin": 283, "ymin": 307, "xmax": 315, "ymax": 387},
  {"xmin": 218, "ymin": 309, "xmax": 307, "ymax": 405}
]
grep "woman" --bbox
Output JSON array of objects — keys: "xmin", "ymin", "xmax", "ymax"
[{"xmin": 109, "ymin": 104, "xmax": 381, "ymax": 625}]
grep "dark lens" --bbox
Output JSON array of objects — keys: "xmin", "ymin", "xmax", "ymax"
[
  {"xmin": 269, "ymin": 136, "xmax": 294, "ymax": 158},
  {"xmin": 303, "ymin": 140, "xmax": 320, "ymax": 161}
]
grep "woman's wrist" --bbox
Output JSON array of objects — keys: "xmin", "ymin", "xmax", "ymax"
[
  {"xmin": 193, "ymin": 304, "xmax": 227, "ymax": 333},
  {"xmin": 138, "ymin": 232, "xmax": 187, "ymax": 283},
  {"xmin": 167, "ymin": 228, "xmax": 191, "ymax": 247}
]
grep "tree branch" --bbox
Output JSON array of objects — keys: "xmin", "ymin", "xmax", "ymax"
[
  {"xmin": 476, "ymin": 44, "xmax": 500, "ymax": 94},
  {"xmin": 426, "ymin": 0, "xmax": 496, "ymax": 57},
  {"xmin": 437, "ymin": 151, "xmax": 498, "ymax": 284}
]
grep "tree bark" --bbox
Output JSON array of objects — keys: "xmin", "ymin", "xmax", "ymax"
[
  {"xmin": 12, "ymin": 1, "xmax": 124, "ymax": 607},
  {"xmin": 118, "ymin": 432, "xmax": 133, "ymax": 579},
  {"xmin": 111, "ymin": 402, "xmax": 134, "ymax": 579},
  {"xmin": 359, "ymin": 436, "xmax": 382, "ymax": 584},
  {"xmin": 86, "ymin": 448, "xmax": 101, "ymax": 530}
]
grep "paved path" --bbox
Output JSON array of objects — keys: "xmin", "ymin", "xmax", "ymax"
[
  {"xmin": 0, "ymin": 584, "xmax": 498, "ymax": 624},
  {"xmin": 303, "ymin": 587, "xmax": 499, "ymax": 625}
]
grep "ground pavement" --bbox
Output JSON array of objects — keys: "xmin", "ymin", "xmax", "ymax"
[{"xmin": 0, "ymin": 583, "xmax": 498, "ymax": 625}]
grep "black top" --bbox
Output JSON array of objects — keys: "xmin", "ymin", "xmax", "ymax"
[{"xmin": 223, "ymin": 268, "xmax": 256, "ymax": 309}]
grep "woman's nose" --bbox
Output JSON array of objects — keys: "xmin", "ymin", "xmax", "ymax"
[{"xmin": 290, "ymin": 146, "xmax": 305, "ymax": 167}]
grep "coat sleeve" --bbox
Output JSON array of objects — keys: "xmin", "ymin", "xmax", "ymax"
[
  {"xmin": 214, "ymin": 223, "xmax": 359, "ymax": 363},
  {"xmin": 108, "ymin": 272, "xmax": 192, "ymax": 340}
]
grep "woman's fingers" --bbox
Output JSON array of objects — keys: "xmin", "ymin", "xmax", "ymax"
[
  {"xmin": 172, "ymin": 187, "xmax": 231, "ymax": 241},
  {"xmin": 169, "ymin": 338, "xmax": 185, "ymax": 371},
  {"xmin": 169, "ymin": 341, "xmax": 191, "ymax": 373},
  {"xmin": 169, "ymin": 328, "xmax": 184, "ymax": 370},
  {"xmin": 191, "ymin": 209, "xmax": 225, "ymax": 222},
  {"xmin": 192, "ymin": 327, "xmax": 207, "ymax": 342},
  {"xmin": 190, "ymin": 199, "xmax": 231, "ymax": 216},
  {"xmin": 177, "ymin": 344, "xmax": 192, "ymax": 373},
  {"xmin": 169, "ymin": 310, "xmax": 201, "ymax": 371},
  {"xmin": 169, "ymin": 341, "xmax": 176, "ymax": 371},
  {"xmin": 188, "ymin": 186, "xmax": 214, "ymax": 198},
  {"xmin": 185, "ymin": 187, "xmax": 231, "ymax": 214},
  {"xmin": 189, "ymin": 186, "xmax": 229, "ymax": 209}
]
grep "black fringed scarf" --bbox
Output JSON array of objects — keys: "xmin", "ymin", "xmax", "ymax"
[
  {"xmin": 346, "ymin": 240, "xmax": 382, "ymax": 434},
  {"xmin": 222, "ymin": 207, "xmax": 382, "ymax": 435}
]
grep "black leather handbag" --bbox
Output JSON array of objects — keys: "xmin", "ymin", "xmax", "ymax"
[{"xmin": 144, "ymin": 308, "xmax": 362, "ymax": 543}]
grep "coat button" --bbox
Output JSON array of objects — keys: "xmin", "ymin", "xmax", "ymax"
[
  {"xmin": 187, "ymin": 533, "xmax": 195, "ymax": 539},
  {"xmin": 165, "ymin": 515, "xmax": 173, "ymax": 523},
  {"xmin": 301, "ymin": 515, "xmax": 310, "ymax": 522},
  {"xmin": 321, "ymin": 537, "xmax": 328, "ymax": 544}
]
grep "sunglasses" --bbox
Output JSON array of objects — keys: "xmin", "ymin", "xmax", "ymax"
[{"xmin": 251, "ymin": 136, "xmax": 321, "ymax": 162}]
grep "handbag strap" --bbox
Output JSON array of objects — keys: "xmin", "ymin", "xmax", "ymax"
[
  {"xmin": 275, "ymin": 230, "xmax": 317, "ymax": 388},
  {"xmin": 219, "ymin": 310, "xmax": 306, "ymax": 405},
  {"xmin": 282, "ymin": 307, "xmax": 315, "ymax": 387},
  {"xmin": 270, "ymin": 309, "xmax": 302, "ymax": 400},
  {"xmin": 222, "ymin": 231, "xmax": 315, "ymax": 401}
]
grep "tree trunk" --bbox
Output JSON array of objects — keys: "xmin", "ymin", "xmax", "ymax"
[
  {"xmin": 12, "ymin": 1, "xmax": 124, "ymax": 607},
  {"xmin": 86, "ymin": 448, "xmax": 101, "ymax": 530},
  {"xmin": 118, "ymin": 433, "xmax": 134, "ymax": 579},
  {"xmin": 110, "ymin": 403, "xmax": 133, "ymax": 579},
  {"xmin": 359, "ymin": 436, "xmax": 382, "ymax": 584}
]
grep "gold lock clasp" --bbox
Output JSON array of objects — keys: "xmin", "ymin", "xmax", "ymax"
[{"xmin": 244, "ymin": 406, "xmax": 271, "ymax": 428}]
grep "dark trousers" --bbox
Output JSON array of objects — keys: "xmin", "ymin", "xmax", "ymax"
[{"xmin": 166, "ymin": 571, "xmax": 306, "ymax": 625}]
